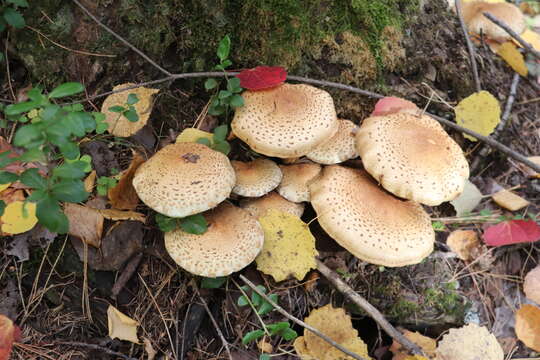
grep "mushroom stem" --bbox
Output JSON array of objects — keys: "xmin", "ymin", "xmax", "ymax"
[{"xmin": 283, "ymin": 157, "xmax": 300, "ymax": 164}]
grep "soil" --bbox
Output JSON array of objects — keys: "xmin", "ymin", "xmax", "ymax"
[{"xmin": 1, "ymin": 0, "xmax": 539, "ymax": 359}]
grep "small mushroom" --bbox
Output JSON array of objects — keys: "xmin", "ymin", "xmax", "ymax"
[
  {"xmin": 462, "ymin": 1, "xmax": 525, "ymax": 42},
  {"xmin": 231, "ymin": 159, "xmax": 282, "ymax": 197},
  {"xmin": 240, "ymin": 192, "xmax": 305, "ymax": 219},
  {"xmin": 309, "ymin": 165, "xmax": 434, "ymax": 267},
  {"xmin": 132, "ymin": 142, "xmax": 235, "ymax": 218},
  {"xmin": 356, "ymin": 112, "xmax": 469, "ymax": 206},
  {"xmin": 436, "ymin": 323, "xmax": 504, "ymax": 360},
  {"xmin": 164, "ymin": 203, "xmax": 264, "ymax": 277},
  {"xmin": 306, "ymin": 119, "xmax": 359, "ymax": 165},
  {"xmin": 231, "ymin": 83, "xmax": 339, "ymax": 158},
  {"xmin": 277, "ymin": 163, "xmax": 322, "ymax": 203}
]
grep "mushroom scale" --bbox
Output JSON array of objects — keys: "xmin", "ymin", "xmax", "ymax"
[
  {"xmin": 164, "ymin": 203, "xmax": 264, "ymax": 277},
  {"xmin": 356, "ymin": 112, "xmax": 469, "ymax": 206},
  {"xmin": 231, "ymin": 83, "xmax": 339, "ymax": 158},
  {"xmin": 306, "ymin": 119, "xmax": 359, "ymax": 165},
  {"xmin": 309, "ymin": 165, "xmax": 434, "ymax": 267},
  {"xmin": 462, "ymin": 2, "xmax": 525, "ymax": 42},
  {"xmin": 231, "ymin": 159, "xmax": 282, "ymax": 197},
  {"xmin": 132, "ymin": 142, "xmax": 236, "ymax": 218}
]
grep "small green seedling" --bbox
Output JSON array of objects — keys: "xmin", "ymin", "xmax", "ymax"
[
  {"xmin": 432, "ymin": 221, "xmax": 446, "ymax": 232},
  {"xmin": 196, "ymin": 124, "xmax": 231, "ymax": 155},
  {"xmin": 1, "ymin": 0, "xmax": 28, "ymax": 32},
  {"xmin": 200, "ymin": 276, "xmax": 227, "ymax": 289},
  {"xmin": 155, "ymin": 213, "xmax": 208, "ymax": 235},
  {"xmin": 108, "ymin": 93, "xmax": 140, "ymax": 123},
  {"xmin": 96, "ymin": 176, "xmax": 118, "ymax": 196}
]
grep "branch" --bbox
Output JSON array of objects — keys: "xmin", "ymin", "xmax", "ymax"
[
  {"xmin": 54, "ymin": 341, "xmax": 137, "ymax": 360},
  {"xmin": 455, "ymin": 0, "xmax": 481, "ymax": 92},
  {"xmin": 239, "ymin": 275, "xmax": 369, "ymax": 360}
]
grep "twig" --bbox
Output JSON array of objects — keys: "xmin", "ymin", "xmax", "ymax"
[
  {"xmin": 239, "ymin": 275, "xmax": 368, "ymax": 360},
  {"xmin": 470, "ymin": 72, "xmax": 520, "ymax": 173},
  {"xmin": 55, "ymin": 341, "xmax": 137, "ymax": 360},
  {"xmin": 111, "ymin": 252, "xmax": 143, "ymax": 300},
  {"xmin": 71, "ymin": 0, "xmax": 172, "ymax": 76},
  {"xmin": 455, "ymin": 0, "xmax": 481, "ymax": 92},
  {"xmin": 193, "ymin": 285, "xmax": 233, "ymax": 360},
  {"xmin": 483, "ymin": 12, "xmax": 540, "ymax": 60},
  {"xmin": 315, "ymin": 260, "xmax": 425, "ymax": 356}
]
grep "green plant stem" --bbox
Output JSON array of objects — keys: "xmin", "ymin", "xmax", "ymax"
[{"xmin": 232, "ymin": 279, "xmax": 271, "ymax": 337}]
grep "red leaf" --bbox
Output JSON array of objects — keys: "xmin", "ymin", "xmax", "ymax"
[
  {"xmin": 371, "ymin": 97, "xmax": 418, "ymax": 116},
  {"xmin": 483, "ymin": 220, "xmax": 540, "ymax": 246},
  {"xmin": 0, "ymin": 315, "xmax": 20, "ymax": 360},
  {"xmin": 235, "ymin": 66, "xmax": 287, "ymax": 91}
]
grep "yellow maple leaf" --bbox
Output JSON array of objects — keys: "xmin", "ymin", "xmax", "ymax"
[
  {"xmin": 497, "ymin": 42, "xmax": 528, "ymax": 76},
  {"xmin": 1, "ymin": 201, "xmax": 38, "ymax": 235},
  {"xmin": 176, "ymin": 128, "xmax": 214, "ymax": 144},
  {"xmin": 101, "ymin": 83, "xmax": 159, "ymax": 137},
  {"xmin": 454, "ymin": 91, "xmax": 501, "ymax": 142},
  {"xmin": 256, "ymin": 209, "xmax": 318, "ymax": 282},
  {"xmin": 107, "ymin": 305, "xmax": 140, "ymax": 344}
]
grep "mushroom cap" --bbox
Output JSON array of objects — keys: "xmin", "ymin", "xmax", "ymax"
[
  {"xmin": 306, "ymin": 119, "xmax": 359, "ymax": 165},
  {"xmin": 132, "ymin": 142, "xmax": 236, "ymax": 218},
  {"xmin": 309, "ymin": 165, "xmax": 434, "ymax": 267},
  {"xmin": 240, "ymin": 192, "xmax": 305, "ymax": 219},
  {"xmin": 463, "ymin": 2, "xmax": 525, "ymax": 41},
  {"xmin": 524, "ymin": 265, "xmax": 540, "ymax": 305},
  {"xmin": 356, "ymin": 112, "xmax": 469, "ymax": 206},
  {"xmin": 231, "ymin": 83, "xmax": 339, "ymax": 158},
  {"xmin": 164, "ymin": 203, "xmax": 264, "ymax": 277},
  {"xmin": 435, "ymin": 323, "xmax": 504, "ymax": 360},
  {"xmin": 231, "ymin": 159, "xmax": 282, "ymax": 197},
  {"xmin": 277, "ymin": 163, "xmax": 322, "ymax": 203}
]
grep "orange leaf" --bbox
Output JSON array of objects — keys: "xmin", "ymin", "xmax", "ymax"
[
  {"xmin": 64, "ymin": 203, "xmax": 104, "ymax": 248},
  {"xmin": 0, "ymin": 315, "xmax": 21, "ymax": 360},
  {"xmin": 515, "ymin": 304, "xmax": 540, "ymax": 351},
  {"xmin": 108, "ymin": 152, "xmax": 145, "ymax": 210}
]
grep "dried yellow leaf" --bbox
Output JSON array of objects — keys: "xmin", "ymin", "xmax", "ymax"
[
  {"xmin": 84, "ymin": 170, "xmax": 97, "ymax": 193},
  {"xmin": 497, "ymin": 42, "xmax": 528, "ymax": 76},
  {"xmin": 175, "ymin": 128, "xmax": 214, "ymax": 144},
  {"xmin": 516, "ymin": 29, "xmax": 540, "ymax": 52},
  {"xmin": 0, "ymin": 183, "xmax": 11, "ymax": 193},
  {"xmin": 107, "ymin": 305, "xmax": 140, "ymax": 344},
  {"xmin": 64, "ymin": 203, "xmax": 104, "ymax": 248},
  {"xmin": 1, "ymin": 201, "xmax": 37, "ymax": 235},
  {"xmin": 436, "ymin": 323, "xmax": 504, "ymax": 360},
  {"xmin": 101, "ymin": 83, "xmax": 159, "ymax": 137},
  {"xmin": 515, "ymin": 304, "xmax": 540, "ymax": 351},
  {"xmin": 446, "ymin": 230, "xmax": 481, "ymax": 261},
  {"xmin": 402, "ymin": 356, "xmax": 430, "ymax": 360},
  {"xmin": 98, "ymin": 209, "xmax": 146, "ymax": 223},
  {"xmin": 256, "ymin": 209, "xmax": 318, "ymax": 282},
  {"xmin": 492, "ymin": 189, "xmax": 529, "ymax": 211},
  {"xmin": 454, "ymin": 91, "xmax": 501, "ymax": 142},
  {"xmin": 390, "ymin": 329, "xmax": 436, "ymax": 360},
  {"xmin": 294, "ymin": 304, "xmax": 372, "ymax": 360}
]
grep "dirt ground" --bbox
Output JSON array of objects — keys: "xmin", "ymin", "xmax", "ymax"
[{"xmin": 1, "ymin": 0, "xmax": 539, "ymax": 359}]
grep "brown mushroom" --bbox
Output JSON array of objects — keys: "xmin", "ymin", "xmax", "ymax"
[
  {"xmin": 306, "ymin": 119, "xmax": 359, "ymax": 165},
  {"xmin": 277, "ymin": 163, "xmax": 322, "ymax": 203},
  {"xmin": 231, "ymin": 159, "xmax": 282, "ymax": 197},
  {"xmin": 240, "ymin": 192, "xmax": 305, "ymax": 219}
]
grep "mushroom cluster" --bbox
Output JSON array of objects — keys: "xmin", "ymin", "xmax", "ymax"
[{"xmin": 133, "ymin": 82, "xmax": 470, "ymax": 278}]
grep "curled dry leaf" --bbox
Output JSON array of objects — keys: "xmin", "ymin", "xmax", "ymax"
[
  {"xmin": 108, "ymin": 151, "xmax": 145, "ymax": 210},
  {"xmin": 84, "ymin": 170, "xmax": 97, "ymax": 193},
  {"xmin": 454, "ymin": 91, "xmax": 501, "ymax": 142},
  {"xmin": 446, "ymin": 230, "xmax": 482, "ymax": 261},
  {"xmin": 98, "ymin": 209, "xmax": 146, "ymax": 223},
  {"xmin": 483, "ymin": 219, "xmax": 540, "ymax": 246},
  {"xmin": 64, "ymin": 203, "xmax": 104, "ymax": 248},
  {"xmin": 515, "ymin": 304, "xmax": 540, "ymax": 351},
  {"xmin": 436, "ymin": 323, "xmax": 504, "ymax": 360},
  {"xmin": 293, "ymin": 304, "xmax": 372, "ymax": 360},
  {"xmin": 1, "ymin": 201, "xmax": 37, "ymax": 235},
  {"xmin": 449, "ymin": 179, "xmax": 482, "ymax": 216},
  {"xmin": 0, "ymin": 315, "xmax": 21, "ymax": 360},
  {"xmin": 389, "ymin": 329, "xmax": 436, "ymax": 360},
  {"xmin": 107, "ymin": 305, "xmax": 140, "ymax": 344},
  {"xmin": 255, "ymin": 209, "xmax": 318, "ymax": 282},
  {"xmin": 524, "ymin": 266, "xmax": 540, "ymax": 305},
  {"xmin": 175, "ymin": 128, "xmax": 214, "ymax": 144},
  {"xmin": 491, "ymin": 189, "xmax": 530, "ymax": 211},
  {"xmin": 235, "ymin": 66, "xmax": 287, "ymax": 90}
]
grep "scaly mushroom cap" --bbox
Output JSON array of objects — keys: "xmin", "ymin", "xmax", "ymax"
[
  {"xmin": 306, "ymin": 119, "xmax": 359, "ymax": 165},
  {"xmin": 240, "ymin": 192, "xmax": 305, "ymax": 219},
  {"xmin": 309, "ymin": 166, "xmax": 434, "ymax": 267},
  {"xmin": 463, "ymin": 2, "xmax": 525, "ymax": 41},
  {"xmin": 356, "ymin": 112, "xmax": 469, "ymax": 206},
  {"xmin": 436, "ymin": 323, "xmax": 504, "ymax": 360},
  {"xmin": 277, "ymin": 163, "xmax": 322, "ymax": 203},
  {"xmin": 164, "ymin": 203, "xmax": 264, "ymax": 277},
  {"xmin": 231, "ymin": 159, "xmax": 282, "ymax": 197},
  {"xmin": 132, "ymin": 142, "xmax": 236, "ymax": 218},
  {"xmin": 231, "ymin": 83, "xmax": 339, "ymax": 158}
]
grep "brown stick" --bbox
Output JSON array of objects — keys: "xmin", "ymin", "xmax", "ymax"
[
  {"xmin": 455, "ymin": 0, "xmax": 481, "ymax": 92},
  {"xmin": 55, "ymin": 341, "xmax": 137, "ymax": 360},
  {"xmin": 111, "ymin": 252, "xmax": 143, "ymax": 300},
  {"xmin": 316, "ymin": 260, "xmax": 425, "ymax": 356},
  {"xmin": 239, "ymin": 275, "xmax": 369, "ymax": 360}
]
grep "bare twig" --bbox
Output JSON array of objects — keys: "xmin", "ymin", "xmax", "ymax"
[
  {"xmin": 455, "ymin": 0, "xmax": 481, "ymax": 92},
  {"xmin": 71, "ymin": 0, "xmax": 172, "ymax": 76},
  {"xmin": 54, "ymin": 341, "xmax": 137, "ymax": 360},
  {"xmin": 315, "ymin": 260, "xmax": 425, "ymax": 356},
  {"xmin": 111, "ymin": 252, "xmax": 143, "ymax": 299},
  {"xmin": 483, "ymin": 12, "xmax": 540, "ymax": 60},
  {"xmin": 239, "ymin": 275, "xmax": 369, "ymax": 360}
]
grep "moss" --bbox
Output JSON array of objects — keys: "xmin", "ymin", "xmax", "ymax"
[{"xmin": 389, "ymin": 299, "xmax": 420, "ymax": 321}]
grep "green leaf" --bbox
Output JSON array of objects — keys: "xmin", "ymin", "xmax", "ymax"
[
  {"xmin": 5, "ymin": 101, "xmax": 38, "ymax": 116},
  {"xmin": 53, "ymin": 161, "xmax": 87, "ymax": 180},
  {"xmin": 227, "ymin": 77, "xmax": 241, "ymax": 92},
  {"xmin": 257, "ymin": 295, "xmax": 276, "ymax": 316},
  {"xmin": 51, "ymin": 180, "xmax": 88, "ymax": 202},
  {"xmin": 123, "ymin": 108, "xmax": 139, "ymax": 122},
  {"xmin": 0, "ymin": 19, "xmax": 6, "ymax": 33},
  {"xmin": 96, "ymin": 121, "xmax": 108, "ymax": 134},
  {"xmin": 259, "ymin": 355, "xmax": 271, "ymax": 360},
  {"xmin": 242, "ymin": 329, "xmax": 264, "ymax": 345},
  {"xmin": 217, "ymin": 35, "xmax": 231, "ymax": 62},
  {"xmin": 237, "ymin": 295, "xmax": 249, "ymax": 307},
  {"xmin": 179, "ymin": 214, "xmax": 208, "ymax": 235},
  {"xmin": 40, "ymin": 104, "xmax": 61, "ymax": 122},
  {"xmin": 0, "ymin": 171, "xmax": 18, "ymax": 184},
  {"xmin": 108, "ymin": 105, "xmax": 125, "ymax": 113},
  {"xmin": 3, "ymin": 8, "xmax": 25, "ymax": 29},
  {"xmin": 218, "ymin": 90, "xmax": 232, "ymax": 99},
  {"xmin": 59, "ymin": 142, "xmax": 80, "ymax": 160},
  {"xmin": 48, "ymin": 82, "xmax": 84, "ymax": 99},
  {"xmin": 208, "ymin": 104, "xmax": 225, "ymax": 116},
  {"xmin": 211, "ymin": 141, "xmax": 231, "ymax": 156},
  {"xmin": 7, "ymin": 0, "xmax": 29, "ymax": 7},
  {"xmin": 126, "ymin": 93, "xmax": 139, "ymax": 105},
  {"xmin": 201, "ymin": 277, "xmax": 227, "ymax": 289},
  {"xmin": 17, "ymin": 148, "xmax": 46, "ymax": 162},
  {"xmin": 36, "ymin": 196, "xmax": 69, "ymax": 234},
  {"xmin": 20, "ymin": 168, "xmax": 46, "ymax": 189},
  {"xmin": 0, "ymin": 200, "xmax": 5, "ymax": 217},
  {"xmin": 204, "ymin": 78, "xmax": 218, "ymax": 90},
  {"xmin": 213, "ymin": 125, "xmax": 228, "ymax": 142},
  {"xmin": 251, "ymin": 291, "xmax": 262, "ymax": 307},
  {"xmin": 196, "ymin": 137, "xmax": 212, "ymax": 147},
  {"xmin": 281, "ymin": 327, "xmax": 298, "ymax": 341},
  {"xmin": 27, "ymin": 87, "xmax": 45, "ymax": 104},
  {"xmin": 13, "ymin": 124, "xmax": 43, "ymax": 147},
  {"xmin": 155, "ymin": 213, "xmax": 177, "ymax": 232},
  {"xmin": 221, "ymin": 59, "xmax": 232, "ymax": 68},
  {"xmin": 26, "ymin": 189, "xmax": 47, "ymax": 203},
  {"xmin": 230, "ymin": 94, "xmax": 244, "ymax": 108},
  {"xmin": 266, "ymin": 322, "xmax": 290, "ymax": 335}
]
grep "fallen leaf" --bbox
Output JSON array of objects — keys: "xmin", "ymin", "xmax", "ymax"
[
  {"xmin": 1, "ymin": 201, "xmax": 38, "ymax": 235},
  {"xmin": 0, "ymin": 184, "xmax": 10, "ymax": 193},
  {"xmin": 483, "ymin": 219, "xmax": 540, "ymax": 246},
  {"xmin": 84, "ymin": 170, "xmax": 97, "ymax": 193},
  {"xmin": 256, "ymin": 209, "xmax": 318, "ymax": 282},
  {"xmin": 401, "ymin": 356, "xmax": 430, "ymax": 360},
  {"xmin": 454, "ymin": 91, "xmax": 501, "ymax": 142},
  {"xmin": 389, "ymin": 329, "xmax": 436, "ymax": 360},
  {"xmin": 0, "ymin": 188, "xmax": 24, "ymax": 204},
  {"xmin": 497, "ymin": 42, "xmax": 528, "ymax": 76},
  {"xmin": 524, "ymin": 266, "xmax": 540, "ymax": 305},
  {"xmin": 515, "ymin": 304, "xmax": 540, "ymax": 351},
  {"xmin": 64, "ymin": 203, "xmax": 104, "ymax": 248},
  {"xmin": 143, "ymin": 338, "xmax": 157, "ymax": 360},
  {"xmin": 491, "ymin": 189, "xmax": 530, "ymax": 211},
  {"xmin": 108, "ymin": 151, "xmax": 145, "ymax": 210},
  {"xmin": 516, "ymin": 29, "xmax": 540, "ymax": 52},
  {"xmin": 446, "ymin": 230, "xmax": 481, "ymax": 261},
  {"xmin": 450, "ymin": 179, "xmax": 483, "ymax": 216},
  {"xmin": 0, "ymin": 314, "xmax": 21, "ymax": 360},
  {"xmin": 175, "ymin": 128, "xmax": 214, "ymax": 144},
  {"xmin": 101, "ymin": 83, "xmax": 159, "ymax": 137},
  {"xmin": 293, "ymin": 304, "xmax": 372, "ymax": 360},
  {"xmin": 235, "ymin": 66, "xmax": 287, "ymax": 90},
  {"xmin": 98, "ymin": 209, "xmax": 146, "ymax": 223},
  {"xmin": 107, "ymin": 305, "xmax": 140, "ymax": 344},
  {"xmin": 371, "ymin": 97, "xmax": 419, "ymax": 116},
  {"xmin": 5, "ymin": 235, "xmax": 29, "ymax": 262},
  {"xmin": 436, "ymin": 323, "xmax": 504, "ymax": 360}
]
